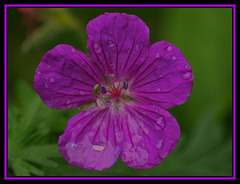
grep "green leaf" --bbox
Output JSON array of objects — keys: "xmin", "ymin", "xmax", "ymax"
[
  {"xmin": 15, "ymin": 79, "xmax": 35, "ymax": 105},
  {"xmin": 8, "ymin": 81, "xmax": 64, "ymax": 176},
  {"xmin": 11, "ymin": 158, "xmax": 31, "ymax": 176}
]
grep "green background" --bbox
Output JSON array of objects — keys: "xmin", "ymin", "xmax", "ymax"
[{"xmin": 7, "ymin": 7, "xmax": 233, "ymax": 177}]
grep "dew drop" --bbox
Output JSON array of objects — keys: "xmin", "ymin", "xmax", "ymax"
[
  {"xmin": 48, "ymin": 76, "xmax": 55, "ymax": 83},
  {"xmin": 167, "ymin": 45, "xmax": 173, "ymax": 52},
  {"xmin": 105, "ymin": 51, "xmax": 109, "ymax": 57},
  {"xmin": 110, "ymin": 62, "xmax": 116, "ymax": 70},
  {"xmin": 184, "ymin": 64, "xmax": 189, "ymax": 69},
  {"xmin": 71, "ymin": 143, "xmax": 77, "ymax": 149},
  {"xmin": 66, "ymin": 99, "xmax": 73, "ymax": 108},
  {"xmin": 79, "ymin": 90, "xmax": 85, "ymax": 95},
  {"xmin": 155, "ymin": 116, "xmax": 166, "ymax": 130},
  {"xmin": 71, "ymin": 48, "xmax": 76, "ymax": 54},
  {"xmin": 156, "ymin": 138, "xmax": 164, "ymax": 149},
  {"xmin": 108, "ymin": 41, "xmax": 115, "ymax": 47},
  {"xmin": 135, "ymin": 44, "xmax": 140, "ymax": 51},
  {"xmin": 156, "ymin": 88, "xmax": 161, "ymax": 92},
  {"xmin": 92, "ymin": 145, "xmax": 105, "ymax": 152},
  {"xmin": 94, "ymin": 42, "xmax": 102, "ymax": 53},
  {"xmin": 183, "ymin": 72, "xmax": 192, "ymax": 80},
  {"xmin": 155, "ymin": 53, "xmax": 161, "ymax": 59},
  {"xmin": 171, "ymin": 56, "xmax": 177, "ymax": 61},
  {"xmin": 44, "ymin": 83, "xmax": 49, "ymax": 88}
]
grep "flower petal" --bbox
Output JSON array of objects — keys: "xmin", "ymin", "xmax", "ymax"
[
  {"xmin": 86, "ymin": 12, "xmax": 150, "ymax": 81},
  {"xmin": 129, "ymin": 41, "xmax": 194, "ymax": 109},
  {"xmin": 58, "ymin": 106, "xmax": 124, "ymax": 171},
  {"xmin": 120, "ymin": 102, "xmax": 180, "ymax": 169},
  {"xmin": 33, "ymin": 44, "xmax": 104, "ymax": 109}
]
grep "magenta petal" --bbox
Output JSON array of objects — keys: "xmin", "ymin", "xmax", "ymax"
[
  {"xmin": 120, "ymin": 102, "xmax": 180, "ymax": 169},
  {"xmin": 86, "ymin": 12, "xmax": 150, "ymax": 81},
  {"xmin": 33, "ymin": 44, "xmax": 104, "ymax": 109},
  {"xmin": 130, "ymin": 41, "xmax": 194, "ymax": 109},
  {"xmin": 58, "ymin": 106, "xmax": 124, "ymax": 171}
]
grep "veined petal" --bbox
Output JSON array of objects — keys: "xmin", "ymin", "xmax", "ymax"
[
  {"xmin": 33, "ymin": 44, "xmax": 104, "ymax": 109},
  {"xmin": 58, "ymin": 105, "xmax": 124, "ymax": 171},
  {"xmin": 120, "ymin": 102, "xmax": 180, "ymax": 169},
  {"xmin": 129, "ymin": 41, "xmax": 194, "ymax": 109},
  {"xmin": 86, "ymin": 12, "xmax": 150, "ymax": 81}
]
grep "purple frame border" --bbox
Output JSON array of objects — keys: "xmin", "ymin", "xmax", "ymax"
[{"xmin": 4, "ymin": 4, "xmax": 236, "ymax": 180}]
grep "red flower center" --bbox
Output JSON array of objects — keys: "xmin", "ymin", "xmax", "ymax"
[{"xmin": 112, "ymin": 89, "xmax": 119, "ymax": 97}]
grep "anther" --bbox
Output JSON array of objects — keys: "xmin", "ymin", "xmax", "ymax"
[
  {"xmin": 123, "ymin": 81, "xmax": 128, "ymax": 90},
  {"xmin": 100, "ymin": 86, "xmax": 106, "ymax": 94}
]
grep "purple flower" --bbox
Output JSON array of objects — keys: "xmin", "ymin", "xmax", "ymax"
[{"xmin": 33, "ymin": 12, "xmax": 193, "ymax": 171}]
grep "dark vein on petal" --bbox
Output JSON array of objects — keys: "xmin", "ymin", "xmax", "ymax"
[
  {"xmin": 77, "ymin": 53, "xmax": 105, "ymax": 84},
  {"xmin": 124, "ymin": 109, "xmax": 134, "ymax": 147},
  {"xmin": 92, "ymin": 109, "xmax": 109, "ymax": 144},
  {"xmin": 125, "ymin": 45, "xmax": 144, "ymax": 79},
  {"xmin": 122, "ymin": 40, "xmax": 135, "ymax": 76},
  {"xmin": 132, "ymin": 69, "xmax": 181, "ymax": 89},
  {"xmin": 126, "ymin": 106, "xmax": 163, "ymax": 160},
  {"xmin": 74, "ymin": 109, "xmax": 105, "ymax": 142},
  {"xmin": 91, "ymin": 41, "xmax": 107, "ymax": 72}
]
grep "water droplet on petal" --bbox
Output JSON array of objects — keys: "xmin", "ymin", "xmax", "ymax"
[
  {"xmin": 92, "ymin": 145, "xmax": 105, "ymax": 152},
  {"xmin": 94, "ymin": 42, "xmax": 102, "ymax": 53},
  {"xmin": 156, "ymin": 138, "xmax": 164, "ymax": 149},
  {"xmin": 155, "ymin": 116, "xmax": 166, "ymax": 130},
  {"xmin": 156, "ymin": 88, "xmax": 161, "ymax": 92},
  {"xmin": 71, "ymin": 48, "xmax": 76, "ymax": 54},
  {"xmin": 79, "ymin": 90, "xmax": 85, "ymax": 95},
  {"xmin": 135, "ymin": 44, "xmax": 140, "ymax": 51},
  {"xmin": 48, "ymin": 76, "xmax": 55, "ymax": 83},
  {"xmin": 66, "ymin": 99, "xmax": 73, "ymax": 108},
  {"xmin": 155, "ymin": 53, "xmax": 161, "ymax": 59},
  {"xmin": 167, "ymin": 45, "xmax": 173, "ymax": 52},
  {"xmin": 183, "ymin": 72, "xmax": 192, "ymax": 80},
  {"xmin": 105, "ymin": 51, "xmax": 109, "ymax": 57},
  {"xmin": 44, "ymin": 83, "xmax": 49, "ymax": 88},
  {"xmin": 184, "ymin": 64, "xmax": 189, "ymax": 69},
  {"xmin": 108, "ymin": 41, "xmax": 115, "ymax": 47},
  {"xmin": 171, "ymin": 56, "xmax": 177, "ymax": 61},
  {"xmin": 110, "ymin": 62, "xmax": 116, "ymax": 70},
  {"xmin": 71, "ymin": 143, "xmax": 77, "ymax": 149}
]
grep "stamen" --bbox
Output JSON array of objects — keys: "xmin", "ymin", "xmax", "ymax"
[
  {"xmin": 104, "ymin": 100, "xmax": 111, "ymax": 105},
  {"xmin": 124, "ymin": 81, "xmax": 128, "ymax": 90},
  {"xmin": 100, "ymin": 86, "xmax": 106, "ymax": 94},
  {"xmin": 93, "ymin": 84, "xmax": 100, "ymax": 97}
]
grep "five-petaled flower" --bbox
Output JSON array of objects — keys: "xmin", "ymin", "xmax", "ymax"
[{"xmin": 34, "ymin": 12, "xmax": 193, "ymax": 171}]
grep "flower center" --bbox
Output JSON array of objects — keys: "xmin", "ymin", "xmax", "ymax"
[
  {"xmin": 93, "ymin": 78, "xmax": 129, "ymax": 108},
  {"xmin": 112, "ymin": 89, "xmax": 119, "ymax": 97}
]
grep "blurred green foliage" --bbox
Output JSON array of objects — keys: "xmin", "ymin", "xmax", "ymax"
[{"xmin": 7, "ymin": 7, "xmax": 233, "ymax": 177}]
